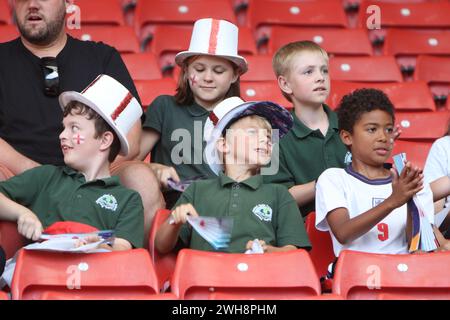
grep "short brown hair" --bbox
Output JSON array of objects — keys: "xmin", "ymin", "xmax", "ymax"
[
  {"xmin": 174, "ymin": 56, "xmax": 241, "ymax": 105},
  {"xmin": 272, "ymin": 40, "xmax": 329, "ymax": 102},
  {"xmin": 62, "ymin": 101, "xmax": 121, "ymax": 163}
]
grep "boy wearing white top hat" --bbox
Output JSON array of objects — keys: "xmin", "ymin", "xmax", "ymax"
[
  {"xmin": 0, "ymin": 75, "xmax": 144, "ymax": 251},
  {"xmin": 155, "ymin": 97, "xmax": 310, "ymax": 254},
  {"xmin": 139, "ymin": 18, "xmax": 248, "ymax": 209}
]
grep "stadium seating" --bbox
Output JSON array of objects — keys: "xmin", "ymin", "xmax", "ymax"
[
  {"xmin": 134, "ymin": 0, "xmax": 236, "ymax": 45},
  {"xmin": 121, "ymin": 53, "xmax": 162, "ymax": 81},
  {"xmin": 240, "ymin": 81, "xmax": 289, "ymax": 107},
  {"xmin": 241, "ymin": 55, "xmax": 274, "ymax": 82},
  {"xmin": 11, "ymin": 248, "xmax": 159, "ymax": 300},
  {"xmin": 415, "ymin": 56, "xmax": 450, "ymax": 84},
  {"xmin": 69, "ymin": 0, "xmax": 125, "ymax": 26},
  {"xmin": 384, "ymin": 30, "xmax": 450, "ymax": 57},
  {"xmin": 332, "ymin": 250, "xmax": 450, "ymax": 299},
  {"xmin": 68, "ymin": 26, "xmax": 140, "ymax": 54},
  {"xmin": 0, "ymin": 291, "xmax": 8, "ymax": 300},
  {"xmin": 391, "ymin": 140, "xmax": 432, "ymax": 169},
  {"xmin": 0, "ymin": 25, "xmax": 18, "ymax": 43},
  {"xmin": 149, "ymin": 209, "xmax": 177, "ymax": 291},
  {"xmin": 327, "ymin": 81, "xmax": 436, "ymax": 111},
  {"xmin": 0, "ymin": 0, "xmax": 11, "ymax": 25},
  {"xmin": 39, "ymin": 291, "xmax": 178, "ymax": 300},
  {"xmin": 171, "ymin": 248, "xmax": 321, "ymax": 299},
  {"xmin": 304, "ymin": 212, "xmax": 335, "ymax": 280},
  {"xmin": 0, "ymin": 221, "xmax": 27, "ymax": 260},
  {"xmin": 265, "ymin": 27, "xmax": 373, "ymax": 56},
  {"xmin": 134, "ymin": 78, "xmax": 177, "ymax": 109},
  {"xmin": 329, "ymin": 57, "xmax": 403, "ymax": 82},
  {"xmin": 395, "ymin": 111, "xmax": 449, "ymax": 140}
]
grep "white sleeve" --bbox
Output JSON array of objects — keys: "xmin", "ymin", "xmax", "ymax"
[
  {"xmin": 424, "ymin": 138, "xmax": 449, "ymax": 183},
  {"xmin": 315, "ymin": 169, "xmax": 349, "ymax": 232}
]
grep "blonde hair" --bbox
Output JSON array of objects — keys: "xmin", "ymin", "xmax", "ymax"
[{"xmin": 272, "ymin": 41, "xmax": 329, "ymax": 102}]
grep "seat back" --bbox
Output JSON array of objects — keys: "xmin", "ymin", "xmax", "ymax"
[
  {"xmin": 171, "ymin": 249, "xmax": 321, "ymax": 300},
  {"xmin": 11, "ymin": 249, "xmax": 159, "ymax": 300},
  {"xmin": 134, "ymin": 79, "xmax": 177, "ymax": 109},
  {"xmin": 333, "ymin": 250, "xmax": 450, "ymax": 300},
  {"xmin": 121, "ymin": 53, "xmax": 162, "ymax": 81},
  {"xmin": 396, "ymin": 111, "xmax": 449, "ymax": 140},
  {"xmin": 70, "ymin": 0, "xmax": 125, "ymax": 26}
]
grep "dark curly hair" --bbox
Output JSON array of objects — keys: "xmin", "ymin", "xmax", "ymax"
[{"xmin": 337, "ymin": 88, "xmax": 395, "ymax": 133}]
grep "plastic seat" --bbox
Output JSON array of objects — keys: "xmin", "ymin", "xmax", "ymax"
[
  {"xmin": 0, "ymin": 0, "xmax": 11, "ymax": 25},
  {"xmin": 396, "ymin": 111, "xmax": 450, "ymax": 140},
  {"xmin": 384, "ymin": 30, "xmax": 450, "ymax": 57},
  {"xmin": 40, "ymin": 291, "xmax": 178, "ymax": 300},
  {"xmin": 0, "ymin": 221, "xmax": 27, "ymax": 260},
  {"xmin": 330, "ymin": 56, "xmax": 403, "ymax": 82},
  {"xmin": 332, "ymin": 250, "xmax": 450, "ymax": 299},
  {"xmin": 69, "ymin": 0, "xmax": 125, "ymax": 26},
  {"xmin": 148, "ymin": 209, "xmax": 177, "ymax": 291},
  {"xmin": 134, "ymin": 78, "xmax": 177, "ymax": 110},
  {"xmin": 171, "ymin": 248, "xmax": 321, "ymax": 300},
  {"xmin": 304, "ymin": 212, "xmax": 335, "ymax": 280},
  {"xmin": 135, "ymin": 0, "xmax": 236, "ymax": 45},
  {"xmin": 68, "ymin": 26, "xmax": 140, "ymax": 54},
  {"xmin": 0, "ymin": 25, "xmax": 19, "ymax": 43},
  {"xmin": 0, "ymin": 291, "xmax": 9, "ymax": 300},
  {"xmin": 240, "ymin": 81, "xmax": 289, "ymax": 108},
  {"xmin": 11, "ymin": 248, "xmax": 159, "ymax": 300},
  {"xmin": 208, "ymin": 292, "xmax": 343, "ymax": 300},
  {"xmin": 265, "ymin": 27, "xmax": 373, "ymax": 56},
  {"xmin": 414, "ymin": 56, "xmax": 450, "ymax": 84},
  {"xmin": 391, "ymin": 140, "xmax": 432, "ymax": 169},
  {"xmin": 327, "ymin": 80, "xmax": 436, "ymax": 111},
  {"xmin": 121, "ymin": 53, "xmax": 162, "ymax": 81},
  {"xmin": 241, "ymin": 55, "xmax": 274, "ymax": 82}
]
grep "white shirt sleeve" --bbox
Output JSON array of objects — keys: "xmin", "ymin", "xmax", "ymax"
[
  {"xmin": 424, "ymin": 136, "xmax": 450, "ymax": 183},
  {"xmin": 315, "ymin": 169, "xmax": 349, "ymax": 232}
]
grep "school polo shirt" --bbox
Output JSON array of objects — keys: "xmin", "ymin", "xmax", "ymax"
[
  {"xmin": 0, "ymin": 165, "xmax": 144, "ymax": 248},
  {"xmin": 143, "ymin": 95, "xmax": 216, "ymax": 180},
  {"xmin": 264, "ymin": 104, "xmax": 350, "ymax": 216},
  {"xmin": 175, "ymin": 173, "xmax": 311, "ymax": 253}
]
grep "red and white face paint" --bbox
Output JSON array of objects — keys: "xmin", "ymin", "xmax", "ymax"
[
  {"xmin": 189, "ymin": 74, "xmax": 198, "ymax": 87},
  {"xmin": 72, "ymin": 134, "xmax": 86, "ymax": 145}
]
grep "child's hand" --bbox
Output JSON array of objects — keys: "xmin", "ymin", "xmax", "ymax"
[
  {"xmin": 170, "ymin": 203, "xmax": 199, "ymax": 225},
  {"xmin": 389, "ymin": 161, "xmax": 423, "ymax": 208},
  {"xmin": 436, "ymin": 240, "xmax": 450, "ymax": 252},
  {"xmin": 155, "ymin": 165, "xmax": 180, "ymax": 189},
  {"xmin": 74, "ymin": 235, "xmax": 102, "ymax": 248},
  {"xmin": 246, "ymin": 239, "xmax": 268, "ymax": 253},
  {"xmin": 17, "ymin": 210, "xmax": 43, "ymax": 241}
]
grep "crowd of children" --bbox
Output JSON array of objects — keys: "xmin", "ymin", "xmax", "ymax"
[{"xmin": 1, "ymin": 16, "xmax": 450, "ymax": 289}]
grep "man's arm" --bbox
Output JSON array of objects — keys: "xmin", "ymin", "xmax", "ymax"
[
  {"xmin": 289, "ymin": 181, "xmax": 316, "ymax": 206},
  {"xmin": 0, "ymin": 138, "xmax": 40, "ymax": 175}
]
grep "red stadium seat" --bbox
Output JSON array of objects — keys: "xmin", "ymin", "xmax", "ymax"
[
  {"xmin": 332, "ymin": 250, "xmax": 450, "ymax": 299},
  {"xmin": 67, "ymin": 26, "xmax": 140, "ymax": 54},
  {"xmin": 39, "ymin": 291, "xmax": 178, "ymax": 300},
  {"xmin": 240, "ymin": 81, "xmax": 289, "ymax": 108},
  {"xmin": 0, "ymin": 291, "xmax": 9, "ymax": 300},
  {"xmin": 69, "ymin": 0, "xmax": 125, "ymax": 26},
  {"xmin": 121, "ymin": 53, "xmax": 162, "ymax": 81},
  {"xmin": 134, "ymin": 78, "xmax": 177, "ymax": 110},
  {"xmin": 134, "ymin": 0, "xmax": 236, "ymax": 44},
  {"xmin": 149, "ymin": 209, "xmax": 178, "ymax": 291},
  {"xmin": 241, "ymin": 55, "xmax": 274, "ymax": 82},
  {"xmin": 384, "ymin": 30, "xmax": 450, "ymax": 57},
  {"xmin": 0, "ymin": 25, "xmax": 18, "ymax": 43},
  {"xmin": 396, "ymin": 111, "xmax": 449, "ymax": 140},
  {"xmin": 265, "ymin": 27, "xmax": 373, "ymax": 57},
  {"xmin": 327, "ymin": 81, "xmax": 436, "ymax": 112},
  {"xmin": 358, "ymin": 1, "xmax": 450, "ymax": 29},
  {"xmin": 329, "ymin": 56, "xmax": 403, "ymax": 82},
  {"xmin": 391, "ymin": 140, "xmax": 432, "ymax": 169},
  {"xmin": 11, "ymin": 248, "xmax": 159, "ymax": 300},
  {"xmin": 304, "ymin": 212, "xmax": 335, "ymax": 280},
  {"xmin": 208, "ymin": 292, "xmax": 344, "ymax": 300},
  {"xmin": 0, "ymin": 0, "xmax": 11, "ymax": 25},
  {"xmin": 0, "ymin": 221, "xmax": 27, "ymax": 260},
  {"xmin": 171, "ymin": 249, "xmax": 321, "ymax": 300},
  {"xmin": 414, "ymin": 55, "xmax": 450, "ymax": 84}
]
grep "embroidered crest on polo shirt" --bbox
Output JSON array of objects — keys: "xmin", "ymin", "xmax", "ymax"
[
  {"xmin": 96, "ymin": 194, "xmax": 118, "ymax": 212},
  {"xmin": 252, "ymin": 204, "xmax": 273, "ymax": 222}
]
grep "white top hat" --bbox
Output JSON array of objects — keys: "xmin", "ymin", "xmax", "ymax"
[
  {"xmin": 204, "ymin": 97, "xmax": 293, "ymax": 175},
  {"xmin": 58, "ymin": 74, "xmax": 143, "ymax": 156},
  {"xmin": 175, "ymin": 18, "xmax": 248, "ymax": 74}
]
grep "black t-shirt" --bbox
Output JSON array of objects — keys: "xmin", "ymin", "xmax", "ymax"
[{"xmin": 0, "ymin": 36, "xmax": 139, "ymax": 165}]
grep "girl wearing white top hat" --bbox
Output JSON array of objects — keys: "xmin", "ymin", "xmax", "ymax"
[{"xmin": 138, "ymin": 18, "xmax": 248, "ymax": 208}]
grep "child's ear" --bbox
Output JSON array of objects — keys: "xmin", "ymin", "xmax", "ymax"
[
  {"xmin": 277, "ymin": 75, "xmax": 293, "ymax": 96},
  {"xmin": 340, "ymin": 130, "xmax": 352, "ymax": 148},
  {"xmin": 99, "ymin": 131, "xmax": 114, "ymax": 151}
]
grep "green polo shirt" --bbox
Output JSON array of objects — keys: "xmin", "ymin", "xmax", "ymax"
[
  {"xmin": 264, "ymin": 104, "xmax": 351, "ymax": 216},
  {"xmin": 143, "ymin": 95, "xmax": 216, "ymax": 180},
  {"xmin": 0, "ymin": 165, "xmax": 144, "ymax": 248},
  {"xmin": 174, "ymin": 173, "xmax": 311, "ymax": 253}
]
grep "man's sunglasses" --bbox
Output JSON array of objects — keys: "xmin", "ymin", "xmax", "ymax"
[{"xmin": 41, "ymin": 57, "xmax": 59, "ymax": 97}]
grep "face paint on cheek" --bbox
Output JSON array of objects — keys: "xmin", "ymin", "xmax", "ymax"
[
  {"xmin": 189, "ymin": 74, "xmax": 198, "ymax": 87},
  {"xmin": 72, "ymin": 134, "xmax": 85, "ymax": 145}
]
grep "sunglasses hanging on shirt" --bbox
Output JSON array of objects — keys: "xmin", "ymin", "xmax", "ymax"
[{"xmin": 41, "ymin": 57, "xmax": 60, "ymax": 97}]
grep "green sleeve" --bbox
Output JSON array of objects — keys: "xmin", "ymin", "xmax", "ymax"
[
  {"xmin": 114, "ymin": 192, "xmax": 145, "ymax": 248},
  {"xmin": 142, "ymin": 95, "xmax": 169, "ymax": 133},
  {"xmin": 263, "ymin": 144, "xmax": 295, "ymax": 188},
  {"xmin": 275, "ymin": 187, "xmax": 311, "ymax": 250},
  {"xmin": 172, "ymin": 184, "xmax": 196, "ymax": 247}
]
